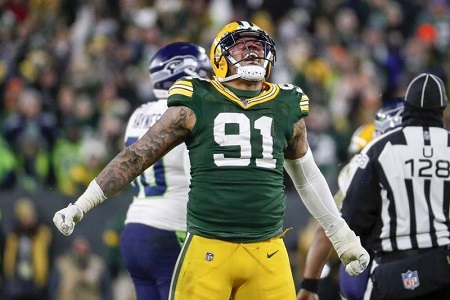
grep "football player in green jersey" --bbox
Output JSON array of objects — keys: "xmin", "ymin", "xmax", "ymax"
[{"xmin": 53, "ymin": 21, "xmax": 369, "ymax": 300}]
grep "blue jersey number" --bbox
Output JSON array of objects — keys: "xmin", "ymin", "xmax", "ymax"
[{"xmin": 125, "ymin": 137, "xmax": 167, "ymax": 197}]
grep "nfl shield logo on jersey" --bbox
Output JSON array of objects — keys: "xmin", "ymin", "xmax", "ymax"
[{"xmin": 401, "ymin": 270, "xmax": 420, "ymax": 290}]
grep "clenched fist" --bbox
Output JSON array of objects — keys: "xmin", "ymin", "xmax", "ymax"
[
  {"xmin": 327, "ymin": 221, "xmax": 370, "ymax": 275},
  {"xmin": 53, "ymin": 204, "xmax": 84, "ymax": 236}
]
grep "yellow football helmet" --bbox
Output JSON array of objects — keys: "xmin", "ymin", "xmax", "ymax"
[
  {"xmin": 210, "ymin": 21, "xmax": 276, "ymax": 82},
  {"xmin": 347, "ymin": 123, "xmax": 375, "ymax": 157}
]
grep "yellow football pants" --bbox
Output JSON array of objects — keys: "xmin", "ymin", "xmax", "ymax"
[{"xmin": 169, "ymin": 233, "xmax": 296, "ymax": 300}]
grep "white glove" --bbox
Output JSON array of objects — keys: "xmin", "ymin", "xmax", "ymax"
[
  {"xmin": 327, "ymin": 221, "xmax": 370, "ymax": 276},
  {"xmin": 53, "ymin": 204, "xmax": 84, "ymax": 236}
]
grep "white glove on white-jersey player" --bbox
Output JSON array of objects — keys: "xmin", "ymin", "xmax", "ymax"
[
  {"xmin": 53, "ymin": 203, "xmax": 84, "ymax": 236},
  {"xmin": 327, "ymin": 221, "xmax": 370, "ymax": 275}
]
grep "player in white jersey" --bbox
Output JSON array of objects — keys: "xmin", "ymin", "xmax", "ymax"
[{"xmin": 119, "ymin": 42, "xmax": 212, "ymax": 300}]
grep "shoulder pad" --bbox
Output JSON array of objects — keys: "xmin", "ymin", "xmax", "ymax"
[
  {"xmin": 168, "ymin": 76, "xmax": 211, "ymax": 98},
  {"xmin": 169, "ymin": 77, "xmax": 195, "ymax": 98},
  {"xmin": 277, "ymin": 83, "xmax": 309, "ymax": 113}
]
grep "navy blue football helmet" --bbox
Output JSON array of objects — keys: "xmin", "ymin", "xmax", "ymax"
[
  {"xmin": 148, "ymin": 42, "xmax": 212, "ymax": 99},
  {"xmin": 375, "ymin": 98, "xmax": 404, "ymax": 136}
]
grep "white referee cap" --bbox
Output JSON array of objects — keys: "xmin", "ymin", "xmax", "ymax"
[{"xmin": 404, "ymin": 73, "xmax": 448, "ymax": 109}]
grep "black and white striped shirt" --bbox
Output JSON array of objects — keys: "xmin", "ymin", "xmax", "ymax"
[{"xmin": 341, "ymin": 125, "xmax": 450, "ymax": 254}]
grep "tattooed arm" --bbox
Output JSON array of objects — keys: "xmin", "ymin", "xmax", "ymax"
[
  {"xmin": 285, "ymin": 118, "xmax": 309, "ymax": 160},
  {"xmin": 97, "ymin": 105, "xmax": 195, "ymax": 196},
  {"xmin": 53, "ymin": 105, "xmax": 195, "ymax": 236}
]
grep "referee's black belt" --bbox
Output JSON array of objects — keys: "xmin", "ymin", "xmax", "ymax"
[{"xmin": 374, "ymin": 244, "xmax": 450, "ymax": 264}]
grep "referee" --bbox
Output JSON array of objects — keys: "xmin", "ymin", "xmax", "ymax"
[{"xmin": 341, "ymin": 73, "xmax": 450, "ymax": 300}]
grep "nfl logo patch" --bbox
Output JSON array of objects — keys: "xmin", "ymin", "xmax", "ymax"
[
  {"xmin": 401, "ymin": 270, "xmax": 420, "ymax": 290},
  {"xmin": 205, "ymin": 252, "xmax": 214, "ymax": 262}
]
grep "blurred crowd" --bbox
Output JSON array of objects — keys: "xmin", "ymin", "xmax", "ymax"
[
  {"xmin": 0, "ymin": 196, "xmax": 120, "ymax": 299},
  {"xmin": 1, "ymin": 0, "xmax": 450, "ymax": 299}
]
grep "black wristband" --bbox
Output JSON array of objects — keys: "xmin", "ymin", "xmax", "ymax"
[{"xmin": 301, "ymin": 278, "xmax": 320, "ymax": 293}]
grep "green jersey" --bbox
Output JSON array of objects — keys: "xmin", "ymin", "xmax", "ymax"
[{"xmin": 167, "ymin": 77, "xmax": 309, "ymax": 242}]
